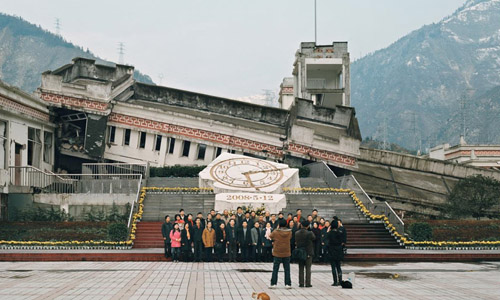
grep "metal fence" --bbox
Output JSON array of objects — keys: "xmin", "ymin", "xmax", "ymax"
[
  {"xmin": 82, "ymin": 163, "xmax": 149, "ymax": 178},
  {"xmin": 8, "ymin": 166, "xmax": 142, "ymax": 194}
]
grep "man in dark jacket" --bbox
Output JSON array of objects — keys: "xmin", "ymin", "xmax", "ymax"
[
  {"xmin": 269, "ymin": 220, "xmax": 292, "ymax": 289},
  {"xmin": 235, "ymin": 207, "xmax": 244, "ymax": 227},
  {"xmin": 237, "ymin": 221, "xmax": 252, "ymax": 262},
  {"xmin": 250, "ymin": 222, "xmax": 262, "ymax": 262},
  {"xmin": 295, "ymin": 220, "xmax": 315, "ymax": 287},
  {"xmin": 193, "ymin": 218, "xmax": 204, "ymax": 262},
  {"xmin": 161, "ymin": 215, "xmax": 173, "ymax": 259},
  {"xmin": 243, "ymin": 212, "xmax": 254, "ymax": 228},
  {"xmin": 226, "ymin": 219, "xmax": 238, "ymax": 262}
]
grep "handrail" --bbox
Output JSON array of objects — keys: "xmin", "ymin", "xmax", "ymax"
[
  {"xmin": 8, "ymin": 166, "xmax": 142, "ymax": 194},
  {"xmin": 303, "ymin": 161, "xmax": 404, "ymax": 233},
  {"xmin": 8, "ymin": 166, "xmax": 73, "ymax": 182},
  {"xmin": 127, "ymin": 173, "xmax": 143, "ymax": 228},
  {"xmin": 385, "ymin": 201, "xmax": 405, "ymax": 227},
  {"xmin": 349, "ymin": 175, "xmax": 374, "ymax": 204},
  {"xmin": 82, "ymin": 163, "xmax": 149, "ymax": 178}
]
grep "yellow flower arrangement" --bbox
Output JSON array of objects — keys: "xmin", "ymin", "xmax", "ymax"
[{"xmin": 346, "ymin": 188, "xmax": 500, "ymax": 248}]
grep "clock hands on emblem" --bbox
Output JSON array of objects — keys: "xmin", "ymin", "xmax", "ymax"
[{"xmin": 210, "ymin": 158, "xmax": 285, "ymax": 190}]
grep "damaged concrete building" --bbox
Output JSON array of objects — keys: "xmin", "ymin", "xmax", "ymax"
[
  {"xmin": 37, "ymin": 42, "xmax": 361, "ymax": 173},
  {"xmin": 6, "ymin": 40, "xmax": 494, "ymax": 219}
]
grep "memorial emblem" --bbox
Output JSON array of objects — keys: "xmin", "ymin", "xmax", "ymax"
[
  {"xmin": 210, "ymin": 157, "xmax": 284, "ymax": 189},
  {"xmin": 199, "ymin": 153, "xmax": 301, "ymax": 213}
]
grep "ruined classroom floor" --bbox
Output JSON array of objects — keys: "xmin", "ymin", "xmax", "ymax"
[{"xmin": 0, "ymin": 261, "xmax": 499, "ymax": 300}]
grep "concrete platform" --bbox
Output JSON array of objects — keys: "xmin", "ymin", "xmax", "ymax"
[
  {"xmin": 1, "ymin": 248, "xmax": 500, "ymax": 262},
  {"xmin": 0, "ymin": 261, "xmax": 499, "ymax": 299}
]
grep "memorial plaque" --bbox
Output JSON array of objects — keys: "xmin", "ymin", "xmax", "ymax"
[{"xmin": 214, "ymin": 193, "xmax": 287, "ymax": 214}]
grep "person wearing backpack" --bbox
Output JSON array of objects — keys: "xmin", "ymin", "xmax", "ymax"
[{"xmin": 294, "ymin": 220, "xmax": 315, "ymax": 288}]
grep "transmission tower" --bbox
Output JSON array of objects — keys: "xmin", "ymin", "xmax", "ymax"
[
  {"xmin": 407, "ymin": 111, "xmax": 422, "ymax": 153},
  {"xmin": 117, "ymin": 42, "xmax": 125, "ymax": 64},
  {"xmin": 382, "ymin": 117, "xmax": 388, "ymax": 150},
  {"xmin": 55, "ymin": 18, "xmax": 61, "ymax": 36},
  {"xmin": 262, "ymin": 89, "xmax": 276, "ymax": 107}
]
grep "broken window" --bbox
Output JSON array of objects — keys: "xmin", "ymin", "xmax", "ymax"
[
  {"xmin": 108, "ymin": 126, "xmax": 116, "ymax": 143},
  {"xmin": 182, "ymin": 140, "xmax": 191, "ymax": 157},
  {"xmin": 155, "ymin": 135, "xmax": 162, "ymax": 151},
  {"xmin": 28, "ymin": 127, "xmax": 41, "ymax": 168},
  {"xmin": 43, "ymin": 131, "xmax": 53, "ymax": 164},
  {"xmin": 215, "ymin": 147, "xmax": 223, "ymax": 158},
  {"xmin": 197, "ymin": 144, "xmax": 207, "ymax": 160},
  {"xmin": 168, "ymin": 137, "xmax": 175, "ymax": 154},
  {"xmin": 124, "ymin": 129, "xmax": 131, "ymax": 146},
  {"xmin": 139, "ymin": 132, "xmax": 147, "ymax": 149},
  {"xmin": 0, "ymin": 120, "xmax": 6, "ymax": 169}
]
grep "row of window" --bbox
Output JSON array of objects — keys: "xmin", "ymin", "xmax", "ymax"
[
  {"xmin": 0, "ymin": 120, "xmax": 53, "ymax": 169},
  {"xmin": 108, "ymin": 126, "xmax": 231, "ymax": 161}
]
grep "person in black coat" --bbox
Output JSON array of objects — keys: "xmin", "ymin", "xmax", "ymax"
[
  {"xmin": 225, "ymin": 219, "xmax": 238, "ymax": 262},
  {"xmin": 295, "ymin": 220, "xmax": 315, "ymax": 288},
  {"xmin": 328, "ymin": 221, "xmax": 345, "ymax": 286},
  {"xmin": 180, "ymin": 222, "xmax": 193, "ymax": 262},
  {"xmin": 243, "ymin": 212, "xmax": 254, "ymax": 229},
  {"xmin": 193, "ymin": 218, "xmax": 204, "ymax": 262},
  {"xmin": 311, "ymin": 222, "xmax": 322, "ymax": 262},
  {"xmin": 161, "ymin": 215, "xmax": 173, "ymax": 259},
  {"xmin": 261, "ymin": 222, "xmax": 273, "ymax": 262},
  {"xmin": 215, "ymin": 223, "xmax": 227, "ymax": 262},
  {"xmin": 237, "ymin": 221, "xmax": 252, "ymax": 262},
  {"xmin": 289, "ymin": 220, "xmax": 297, "ymax": 262},
  {"xmin": 320, "ymin": 220, "xmax": 330, "ymax": 262}
]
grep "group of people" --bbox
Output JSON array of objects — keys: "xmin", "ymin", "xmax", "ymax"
[{"xmin": 161, "ymin": 207, "xmax": 347, "ymax": 287}]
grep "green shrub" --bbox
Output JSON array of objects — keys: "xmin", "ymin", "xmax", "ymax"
[
  {"xmin": 409, "ymin": 222, "xmax": 433, "ymax": 241},
  {"xmin": 107, "ymin": 223, "xmax": 128, "ymax": 241},
  {"xmin": 150, "ymin": 165, "xmax": 206, "ymax": 177},
  {"xmin": 16, "ymin": 206, "xmax": 72, "ymax": 222}
]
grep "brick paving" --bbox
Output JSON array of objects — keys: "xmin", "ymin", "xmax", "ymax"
[{"xmin": 0, "ymin": 261, "xmax": 499, "ymax": 300}]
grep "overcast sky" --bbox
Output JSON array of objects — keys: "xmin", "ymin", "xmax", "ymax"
[{"xmin": 1, "ymin": 0, "xmax": 466, "ymax": 99}]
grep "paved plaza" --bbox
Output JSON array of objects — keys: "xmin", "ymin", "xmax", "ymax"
[{"xmin": 0, "ymin": 261, "xmax": 499, "ymax": 300}]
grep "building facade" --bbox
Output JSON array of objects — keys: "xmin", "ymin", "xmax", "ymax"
[
  {"xmin": 0, "ymin": 80, "xmax": 56, "ymax": 219},
  {"xmin": 429, "ymin": 136, "xmax": 500, "ymax": 170},
  {"xmin": 37, "ymin": 42, "xmax": 361, "ymax": 173}
]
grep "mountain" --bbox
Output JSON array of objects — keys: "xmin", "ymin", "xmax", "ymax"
[
  {"xmin": 0, "ymin": 13, "xmax": 153, "ymax": 93},
  {"xmin": 352, "ymin": 0, "xmax": 500, "ymax": 150}
]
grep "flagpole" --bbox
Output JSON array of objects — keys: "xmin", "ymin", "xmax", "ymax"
[{"xmin": 314, "ymin": 0, "xmax": 317, "ymax": 44}]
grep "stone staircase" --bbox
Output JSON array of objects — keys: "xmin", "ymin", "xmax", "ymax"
[
  {"xmin": 134, "ymin": 176, "xmax": 402, "ymax": 249},
  {"xmin": 343, "ymin": 223, "xmax": 401, "ymax": 248},
  {"xmin": 286, "ymin": 194, "xmax": 367, "ymax": 223},
  {"xmin": 141, "ymin": 194, "xmax": 214, "ymax": 222}
]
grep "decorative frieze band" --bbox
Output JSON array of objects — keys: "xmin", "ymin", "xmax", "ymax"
[
  {"xmin": 108, "ymin": 113, "xmax": 284, "ymax": 157},
  {"xmin": 288, "ymin": 143, "xmax": 356, "ymax": 166},
  {"xmin": 0, "ymin": 95, "xmax": 50, "ymax": 122},
  {"xmin": 40, "ymin": 92, "xmax": 109, "ymax": 112},
  {"xmin": 445, "ymin": 150, "xmax": 500, "ymax": 159}
]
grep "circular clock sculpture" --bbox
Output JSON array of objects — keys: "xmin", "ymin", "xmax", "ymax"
[
  {"xmin": 210, "ymin": 157, "xmax": 284, "ymax": 189},
  {"xmin": 199, "ymin": 153, "xmax": 300, "ymax": 194}
]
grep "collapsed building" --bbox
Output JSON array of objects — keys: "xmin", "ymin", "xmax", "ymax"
[
  {"xmin": 37, "ymin": 42, "xmax": 361, "ymax": 173},
  {"xmin": 1, "ymin": 41, "xmax": 499, "ymax": 220}
]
